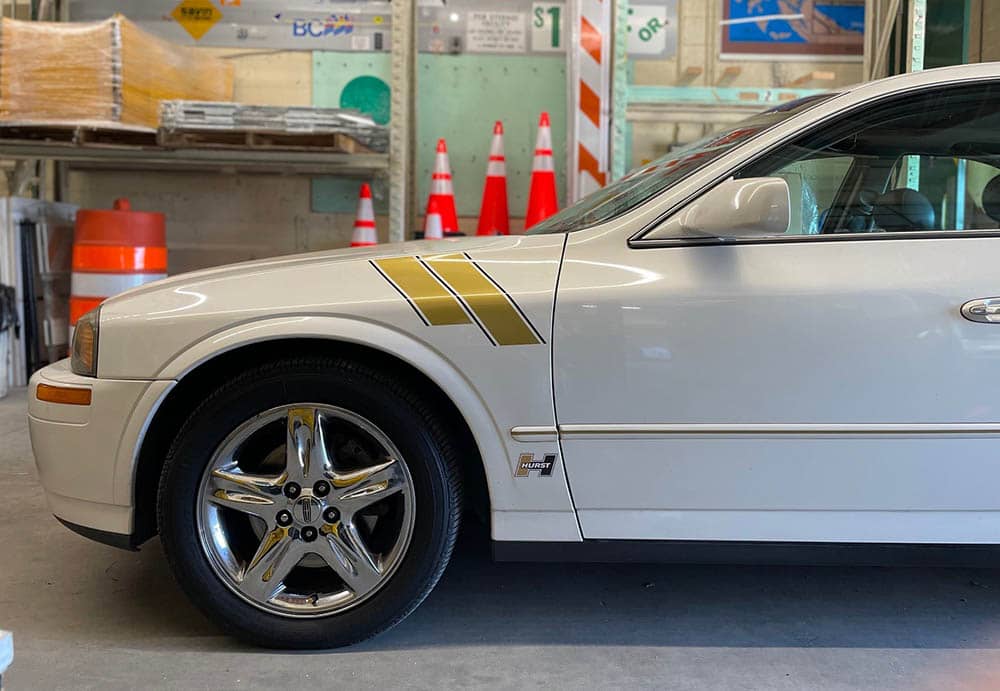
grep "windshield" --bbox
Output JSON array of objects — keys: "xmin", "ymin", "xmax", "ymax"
[{"xmin": 528, "ymin": 93, "xmax": 836, "ymax": 234}]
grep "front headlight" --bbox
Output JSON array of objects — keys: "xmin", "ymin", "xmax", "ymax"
[{"xmin": 71, "ymin": 307, "xmax": 100, "ymax": 377}]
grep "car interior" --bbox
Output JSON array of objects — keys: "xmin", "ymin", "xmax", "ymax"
[{"xmin": 739, "ymin": 85, "xmax": 1000, "ymax": 236}]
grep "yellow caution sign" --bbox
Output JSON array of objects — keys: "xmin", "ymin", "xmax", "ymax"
[{"xmin": 171, "ymin": 0, "xmax": 222, "ymax": 41}]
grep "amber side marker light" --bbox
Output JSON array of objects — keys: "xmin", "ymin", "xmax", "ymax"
[{"xmin": 36, "ymin": 383, "xmax": 92, "ymax": 406}]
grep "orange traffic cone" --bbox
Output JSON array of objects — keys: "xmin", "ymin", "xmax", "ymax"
[
  {"xmin": 476, "ymin": 121, "xmax": 509, "ymax": 236},
  {"xmin": 426, "ymin": 138, "xmax": 460, "ymax": 235},
  {"xmin": 423, "ymin": 196, "xmax": 444, "ymax": 240},
  {"xmin": 525, "ymin": 112, "xmax": 558, "ymax": 228},
  {"xmin": 350, "ymin": 183, "xmax": 378, "ymax": 247}
]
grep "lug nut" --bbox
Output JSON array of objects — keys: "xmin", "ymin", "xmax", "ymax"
[
  {"xmin": 313, "ymin": 480, "xmax": 331, "ymax": 497},
  {"xmin": 276, "ymin": 510, "xmax": 293, "ymax": 527},
  {"xmin": 323, "ymin": 507, "xmax": 340, "ymax": 524},
  {"xmin": 283, "ymin": 482, "xmax": 301, "ymax": 499},
  {"xmin": 301, "ymin": 526, "xmax": 318, "ymax": 542}
]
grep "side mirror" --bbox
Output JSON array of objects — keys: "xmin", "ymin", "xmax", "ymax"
[{"xmin": 651, "ymin": 177, "xmax": 791, "ymax": 240}]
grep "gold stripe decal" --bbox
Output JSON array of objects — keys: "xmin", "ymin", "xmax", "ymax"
[
  {"xmin": 372, "ymin": 257, "xmax": 471, "ymax": 326},
  {"xmin": 372, "ymin": 253, "xmax": 543, "ymax": 346},
  {"xmin": 424, "ymin": 253, "xmax": 542, "ymax": 346}
]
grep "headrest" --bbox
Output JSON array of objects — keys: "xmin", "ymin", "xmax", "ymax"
[
  {"xmin": 872, "ymin": 188, "xmax": 936, "ymax": 231},
  {"xmin": 982, "ymin": 175, "xmax": 1000, "ymax": 222}
]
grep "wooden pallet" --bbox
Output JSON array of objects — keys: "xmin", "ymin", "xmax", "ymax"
[
  {"xmin": 157, "ymin": 128, "xmax": 375, "ymax": 154},
  {"xmin": 0, "ymin": 121, "xmax": 158, "ymax": 147},
  {"xmin": 0, "ymin": 121, "xmax": 376, "ymax": 154}
]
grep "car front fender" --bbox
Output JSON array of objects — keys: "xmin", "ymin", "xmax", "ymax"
[{"xmin": 117, "ymin": 314, "xmax": 582, "ymax": 542}]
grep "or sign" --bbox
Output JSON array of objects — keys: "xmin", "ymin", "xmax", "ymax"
[
  {"xmin": 171, "ymin": 0, "xmax": 222, "ymax": 40},
  {"xmin": 626, "ymin": 2, "xmax": 677, "ymax": 57},
  {"xmin": 467, "ymin": 12, "xmax": 526, "ymax": 53},
  {"xmin": 531, "ymin": 2, "xmax": 564, "ymax": 52},
  {"xmin": 721, "ymin": 0, "xmax": 864, "ymax": 60}
]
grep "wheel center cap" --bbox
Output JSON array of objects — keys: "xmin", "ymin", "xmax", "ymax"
[{"xmin": 291, "ymin": 496, "xmax": 322, "ymax": 524}]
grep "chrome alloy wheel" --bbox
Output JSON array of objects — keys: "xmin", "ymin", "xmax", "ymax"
[{"xmin": 196, "ymin": 405, "xmax": 415, "ymax": 617}]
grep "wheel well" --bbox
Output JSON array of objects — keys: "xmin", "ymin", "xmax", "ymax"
[{"xmin": 132, "ymin": 338, "xmax": 490, "ymax": 545}]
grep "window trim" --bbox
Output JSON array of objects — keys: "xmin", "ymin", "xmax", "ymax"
[
  {"xmin": 628, "ymin": 79, "xmax": 1000, "ymax": 250},
  {"xmin": 629, "ymin": 229, "xmax": 1000, "ymax": 249}
]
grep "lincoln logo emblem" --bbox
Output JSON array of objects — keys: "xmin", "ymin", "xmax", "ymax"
[
  {"xmin": 294, "ymin": 497, "xmax": 321, "ymax": 523},
  {"xmin": 515, "ymin": 453, "xmax": 556, "ymax": 477}
]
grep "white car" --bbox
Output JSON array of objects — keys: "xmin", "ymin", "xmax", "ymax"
[{"xmin": 29, "ymin": 63, "xmax": 1000, "ymax": 648}]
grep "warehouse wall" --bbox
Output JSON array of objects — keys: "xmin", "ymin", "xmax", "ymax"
[
  {"xmin": 968, "ymin": 0, "xmax": 1000, "ymax": 62},
  {"xmin": 67, "ymin": 48, "xmax": 370, "ymax": 275},
  {"xmin": 310, "ymin": 52, "xmax": 568, "ymax": 236},
  {"xmin": 629, "ymin": 2, "xmax": 864, "ymax": 166},
  {"xmin": 61, "ymin": 1, "xmax": 993, "ymax": 275},
  {"xmin": 68, "ymin": 40, "xmax": 565, "ymax": 273}
]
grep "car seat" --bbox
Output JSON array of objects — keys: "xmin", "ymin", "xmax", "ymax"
[
  {"xmin": 871, "ymin": 188, "xmax": 936, "ymax": 231},
  {"xmin": 980, "ymin": 174, "xmax": 1000, "ymax": 222}
]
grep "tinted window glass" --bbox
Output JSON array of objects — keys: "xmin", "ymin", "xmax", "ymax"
[
  {"xmin": 527, "ymin": 93, "xmax": 836, "ymax": 234},
  {"xmin": 731, "ymin": 83, "xmax": 1000, "ymax": 236}
]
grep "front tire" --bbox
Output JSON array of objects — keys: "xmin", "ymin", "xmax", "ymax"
[{"xmin": 157, "ymin": 356, "xmax": 462, "ymax": 649}]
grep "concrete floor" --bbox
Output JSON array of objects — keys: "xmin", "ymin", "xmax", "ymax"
[{"xmin": 5, "ymin": 388, "xmax": 1000, "ymax": 690}]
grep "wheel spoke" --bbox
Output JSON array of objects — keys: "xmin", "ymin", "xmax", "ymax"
[
  {"xmin": 238, "ymin": 527, "xmax": 303, "ymax": 602},
  {"xmin": 206, "ymin": 467, "xmax": 283, "ymax": 519},
  {"xmin": 333, "ymin": 458, "xmax": 406, "ymax": 516},
  {"xmin": 317, "ymin": 521, "xmax": 382, "ymax": 594},
  {"xmin": 285, "ymin": 407, "xmax": 334, "ymax": 482}
]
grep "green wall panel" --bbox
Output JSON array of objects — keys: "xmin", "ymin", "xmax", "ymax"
[
  {"xmin": 312, "ymin": 52, "xmax": 567, "ymax": 219},
  {"xmin": 312, "ymin": 53, "xmax": 392, "ymax": 215},
  {"xmin": 313, "ymin": 52, "xmax": 392, "ymax": 106},
  {"xmin": 413, "ymin": 54, "xmax": 567, "ymax": 218}
]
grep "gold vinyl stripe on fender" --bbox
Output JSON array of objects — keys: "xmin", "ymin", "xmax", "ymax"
[
  {"xmin": 423, "ymin": 253, "xmax": 542, "ymax": 346},
  {"xmin": 372, "ymin": 257, "xmax": 471, "ymax": 326}
]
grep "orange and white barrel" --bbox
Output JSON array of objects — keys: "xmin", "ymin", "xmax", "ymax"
[{"xmin": 70, "ymin": 198, "xmax": 167, "ymax": 332}]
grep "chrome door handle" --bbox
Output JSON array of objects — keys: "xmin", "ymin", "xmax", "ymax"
[{"xmin": 961, "ymin": 298, "xmax": 1000, "ymax": 323}]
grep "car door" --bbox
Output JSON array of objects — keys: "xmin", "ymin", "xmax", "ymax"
[{"xmin": 553, "ymin": 82, "xmax": 1000, "ymax": 543}]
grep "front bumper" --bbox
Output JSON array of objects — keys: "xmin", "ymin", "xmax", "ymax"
[{"xmin": 28, "ymin": 359, "xmax": 173, "ymax": 543}]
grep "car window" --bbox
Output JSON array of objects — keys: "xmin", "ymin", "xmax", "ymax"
[
  {"xmin": 741, "ymin": 83, "xmax": 1000, "ymax": 236},
  {"xmin": 883, "ymin": 156, "xmax": 1000, "ymax": 231},
  {"xmin": 648, "ymin": 82, "xmax": 1000, "ymax": 240},
  {"xmin": 526, "ymin": 93, "xmax": 836, "ymax": 235},
  {"xmin": 766, "ymin": 155, "xmax": 855, "ymax": 235}
]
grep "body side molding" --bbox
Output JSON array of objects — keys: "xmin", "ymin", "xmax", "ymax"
[{"xmin": 558, "ymin": 423, "xmax": 1000, "ymax": 438}]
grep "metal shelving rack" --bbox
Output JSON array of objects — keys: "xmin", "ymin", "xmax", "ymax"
[
  {"xmin": 388, "ymin": 0, "xmax": 416, "ymax": 243},
  {"xmin": 0, "ymin": 0, "xmax": 416, "ymax": 241},
  {"xmin": 0, "ymin": 136, "xmax": 389, "ymax": 177}
]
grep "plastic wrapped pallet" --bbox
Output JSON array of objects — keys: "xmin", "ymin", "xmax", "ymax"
[{"xmin": 0, "ymin": 15, "xmax": 234, "ymax": 129}]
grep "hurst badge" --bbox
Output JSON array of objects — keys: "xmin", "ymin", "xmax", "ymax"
[{"xmin": 515, "ymin": 453, "xmax": 556, "ymax": 478}]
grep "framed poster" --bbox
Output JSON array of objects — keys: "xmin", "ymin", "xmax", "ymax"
[{"xmin": 721, "ymin": 0, "xmax": 864, "ymax": 61}]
